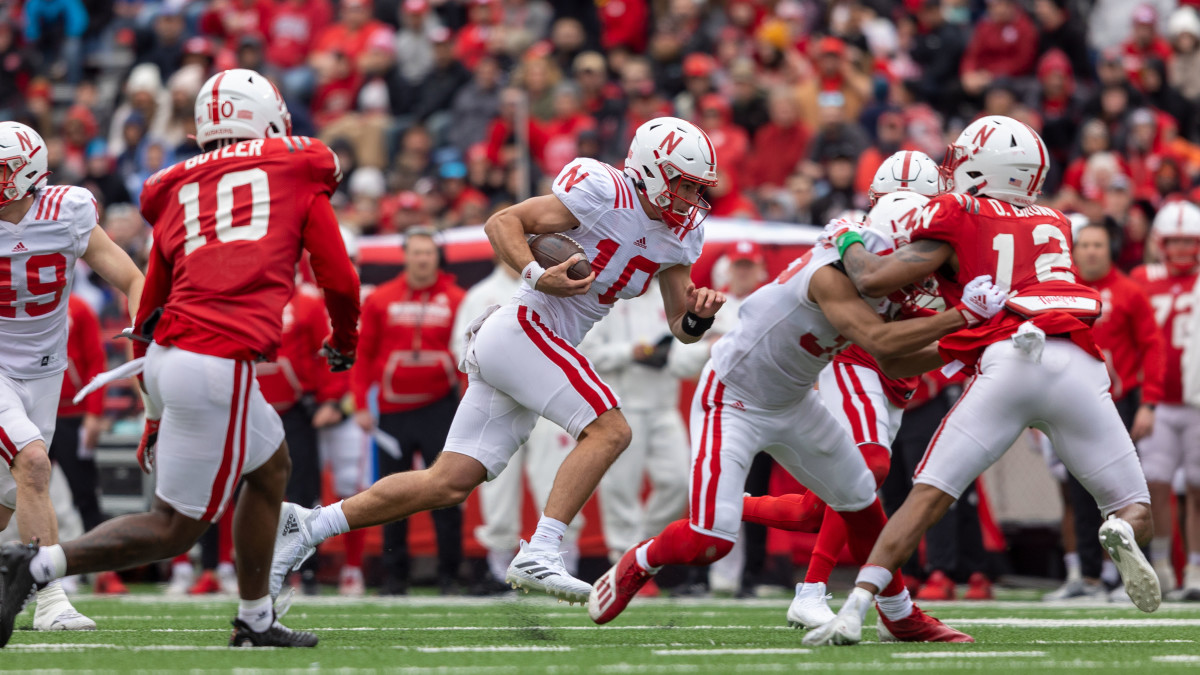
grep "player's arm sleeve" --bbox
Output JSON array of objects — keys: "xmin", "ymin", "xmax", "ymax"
[
  {"xmin": 302, "ymin": 192, "xmax": 360, "ymax": 356},
  {"xmin": 306, "ymin": 137, "xmax": 344, "ymax": 196},
  {"xmin": 351, "ymin": 294, "xmax": 381, "ymax": 411},
  {"xmin": 549, "ymin": 157, "xmax": 619, "ymax": 235},
  {"xmin": 76, "ymin": 300, "xmax": 108, "ymax": 416},
  {"xmin": 132, "ymin": 241, "xmax": 174, "ymax": 360}
]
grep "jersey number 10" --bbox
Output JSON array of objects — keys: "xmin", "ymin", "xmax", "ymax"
[{"xmin": 178, "ymin": 168, "xmax": 271, "ymax": 255}]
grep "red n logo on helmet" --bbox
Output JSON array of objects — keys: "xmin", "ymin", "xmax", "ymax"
[
  {"xmin": 972, "ymin": 124, "xmax": 996, "ymax": 149},
  {"xmin": 15, "ymin": 131, "xmax": 33, "ymax": 152},
  {"xmin": 658, "ymin": 131, "xmax": 684, "ymax": 155}
]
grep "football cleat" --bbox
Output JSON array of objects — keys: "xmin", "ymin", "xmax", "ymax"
[
  {"xmin": 964, "ymin": 572, "xmax": 994, "ymax": 600},
  {"xmin": 1167, "ymin": 564, "xmax": 1200, "ymax": 602},
  {"xmin": 217, "ymin": 563, "xmax": 239, "ymax": 595},
  {"xmin": 188, "ymin": 570, "xmax": 222, "ymax": 595},
  {"xmin": 93, "ymin": 571, "xmax": 129, "ymax": 595},
  {"xmin": 269, "ymin": 502, "xmax": 319, "ymax": 600},
  {"xmin": 339, "ymin": 566, "xmax": 365, "ymax": 597},
  {"xmin": 877, "ymin": 605, "xmax": 974, "ymax": 643},
  {"xmin": 1153, "ymin": 558, "xmax": 1178, "ymax": 594},
  {"xmin": 801, "ymin": 588, "xmax": 873, "ymax": 647},
  {"xmin": 229, "ymin": 617, "xmax": 318, "ymax": 648},
  {"xmin": 33, "ymin": 605, "xmax": 96, "ymax": 631},
  {"xmin": 166, "ymin": 562, "xmax": 194, "ymax": 596},
  {"xmin": 1043, "ymin": 578, "xmax": 1107, "ymax": 602},
  {"xmin": 787, "ymin": 582, "xmax": 835, "ymax": 629},
  {"xmin": 1098, "ymin": 515, "xmax": 1161, "ymax": 613},
  {"xmin": 915, "ymin": 570, "xmax": 956, "ymax": 601},
  {"xmin": 507, "ymin": 540, "xmax": 593, "ymax": 605},
  {"xmin": 588, "ymin": 543, "xmax": 655, "ymax": 624},
  {"xmin": 0, "ymin": 541, "xmax": 43, "ymax": 647}
]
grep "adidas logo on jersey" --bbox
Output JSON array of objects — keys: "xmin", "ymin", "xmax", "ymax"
[
  {"xmin": 282, "ymin": 513, "xmax": 300, "ymax": 536},
  {"xmin": 732, "ymin": 400, "xmax": 745, "ymax": 410},
  {"xmin": 11, "ymin": 242, "xmax": 26, "ymax": 253},
  {"xmin": 634, "ymin": 237, "xmax": 647, "ymax": 249}
]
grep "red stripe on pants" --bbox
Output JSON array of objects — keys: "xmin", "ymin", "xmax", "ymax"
[
  {"xmin": 532, "ymin": 312, "xmax": 619, "ymax": 408},
  {"xmin": 203, "ymin": 361, "xmax": 245, "ymax": 521},
  {"xmin": 516, "ymin": 307, "xmax": 607, "ymax": 415},
  {"xmin": 834, "ymin": 363, "xmax": 867, "ymax": 443},
  {"xmin": 844, "ymin": 364, "xmax": 879, "ymax": 445},
  {"xmin": 690, "ymin": 370, "xmax": 716, "ymax": 529},
  {"xmin": 0, "ymin": 427, "xmax": 16, "ymax": 465},
  {"xmin": 703, "ymin": 380, "xmax": 725, "ymax": 531}
]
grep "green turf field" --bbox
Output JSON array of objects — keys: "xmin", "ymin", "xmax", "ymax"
[{"xmin": 3, "ymin": 588, "xmax": 1200, "ymax": 674}]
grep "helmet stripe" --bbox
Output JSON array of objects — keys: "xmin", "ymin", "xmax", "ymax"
[
  {"xmin": 900, "ymin": 150, "xmax": 912, "ymax": 187},
  {"xmin": 210, "ymin": 71, "xmax": 228, "ymax": 124},
  {"xmin": 1021, "ymin": 122, "xmax": 1047, "ymax": 198}
]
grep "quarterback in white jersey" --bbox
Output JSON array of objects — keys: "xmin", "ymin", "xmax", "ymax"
[
  {"xmin": 0, "ymin": 122, "xmax": 143, "ymax": 640},
  {"xmin": 588, "ymin": 220, "xmax": 1005, "ymax": 638},
  {"xmin": 270, "ymin": 117, "xmax": 725, "ymax": 604}
]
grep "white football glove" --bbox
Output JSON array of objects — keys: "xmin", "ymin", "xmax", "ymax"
[
  {"xmin": 817, "ymin": 217, "xmax": 865, "ymax": 255},
  {"xmin": 957, "ymin": 274, "xmax": 1008, "ymax": 326}
]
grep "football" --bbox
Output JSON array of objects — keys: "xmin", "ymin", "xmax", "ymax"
[{"xmin": 529, "ymin": 233, "xmax": 592, "ymax": 280}]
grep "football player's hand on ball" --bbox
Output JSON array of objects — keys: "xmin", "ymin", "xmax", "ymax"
[
  {"xmin": 321, "ymin": 341, "xmax": 355, "ymax": 372},
  {"xmin": 686, "ymin": 284, "xmax": 726, "ymax": 319},
  {"xmin": 957, "ymin": 274, "xmax": 1008, "ymax": 326},
  {"xmin": 137, "ymin": 418, "xmax": 159, "ymax": 474},
  {"xmin": 537, "ymin": 255, "xmax": 594, "ymax": 297}
]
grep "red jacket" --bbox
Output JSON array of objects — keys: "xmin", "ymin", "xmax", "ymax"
[
  {"xmin": 59, "ymin": 295, "xmax": 106, "ymax": 418},
  {"xmin": 353, "ymin": 271, "xmax": 465, "ymax": 414},
  {"xmin": 960, "ymin": 11, "xmax": 1038, "ymax": 77},
  {"xmin": 256, "ymin": 286, "xmax": 342, "ymax": 412},
  {"xmin": 1084, "ymin": 267, "xmax": 1165, "ymax": 404},
  {"xmin": 746, "ymin": 122, "xmax": 810, "ymax": 188}
]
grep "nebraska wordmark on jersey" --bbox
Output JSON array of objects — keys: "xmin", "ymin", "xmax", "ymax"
[
  {"xmin": 512, "ymin": 157, "xmax": 704, "ymax": 346},
  {"xmin": 0, "ymin": 185, "xmax": 97, "ymax": 378}
]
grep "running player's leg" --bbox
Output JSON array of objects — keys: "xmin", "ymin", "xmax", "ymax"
[
  {"xmin": 0, "ymin": 373, "xmax": 63, "ymax": 549},
  {"xmin": 598, "ymin": 409, "xmax": 650, "ymax": 561}
]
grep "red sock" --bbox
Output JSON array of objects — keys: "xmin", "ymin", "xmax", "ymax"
[
  {"xmin": 343, "ymin": 527, "xmax": 365, "ymax": 568},
  {"xmin": 172, "ymin": 553, "xmax": 189, "ymax": 565},
  {"xmin": 741, "ymin": 492, "xmax": 826, "ymax": 532},
  {"xmin": 218, "ymin": 506, "xmax": 235, "ymax": 565},
  {"xmin": 646, "ymin": 519, "xmax": 734, "ymax": 567},
  {"xmin": 836, "ymin": 498, "xmax": 907, "ymax": 596},
  {"xmin": 804, "ymin": 505, "xmax": 845, "ymax": 584}
]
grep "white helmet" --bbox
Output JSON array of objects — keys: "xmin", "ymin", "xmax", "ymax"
[
  {"xmin": 624, "ymin": 116, "xmax": 717, "ymax": 230},
  {"xmin": 1153, "ymin": 200, "xmax": 1200, "ymax": 239},
  {"xmin": 194, "ymin": 69, "xmax": 291, "ymax": 149},
  {"xmin": 862, "ymin": 192, "xmax": 930, "ymax": 255},
  {"xmin": 0, "ymin": 122, "xmax": 49, "ymax": 206},
  {"xmin": 942, "ymin": 115, "xmax": 1049, "ymax": 208},
  {"xmin": 868, "ymin": 150, "xmax": 940, "ymax": 206}
]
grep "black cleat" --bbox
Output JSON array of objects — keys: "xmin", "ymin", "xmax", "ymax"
[
  {"xmin": 0, "ymin": 541, "xmax": 42, "ymax": 648},
  {"xmin": 229, "ymin": 617, "xmax": 318, "ymax": 647}
]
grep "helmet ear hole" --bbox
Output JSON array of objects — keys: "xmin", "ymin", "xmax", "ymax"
[{"xmin": 966, "ymin": 171, "xmax": 983, "ymax": 179}]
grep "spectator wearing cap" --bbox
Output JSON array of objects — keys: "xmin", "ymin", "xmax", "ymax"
[
  {"xmin": 449, "ymin": 55, "xmax": 504, "ymax": 154},
  {"xmin": 1169, "ymin": 8, "xmax": 1200, "ymax": 103},
  {"xmin": 1033, "ymin": 0, "xmax": 1092, "ymax": 83},
  {"xmin": 674, "ymin": 53, "xmax": 717, "ymax": 123},
  {"xmin": 1122, "ymin": 4, "xmax": 1175, "ymax": 82},
  {"xmin": 599, "ymin": 0, "xmax": 649, "ymax": 54},
  {"xmin": 797, "ymin": 36, "xmax": 870, "ymax": 131},
  {"xmin": 59, "ymin": 104, "xmax": 97, "ymax": 184},
  {"xmin": 312, "ymin": 0, "xmax": 392, "ymax": 71},
  {"xmin": 436, "ymin": 160, "xmax": 488, "ymax": 228},
  {"xmin": 135, "ymin": 5, "xmax": 187, "ymax": 78},
  {"xmin": 381, "ymin": 191, "xmax": 428, "ymax": 233},
  {"xmin": 411, "ymin": 26, "xmax": 474, "ymax": 131},
  {"xmin": 745, "ymin": 87, "xmax": 810, "ymax": 191},
  {"xmin": 454, "ymin": 0, "xmax": 502, "ymax": 72},
  {"xmin": 960, "ymin": 0, "xmax": 1039, "ymax": 100},
  {"xmin": 24, "ymin": 0, "xmax": 89, "ymax": 83},
  {"xmin": 321, "ymin": 27, "xmax": 409, "ymax": 168},
  {"xmin": 698, "ymin": 94, "xmax": 749, "ymax": 179},
  {"xmin": 108, "ymin": 62, "xmax": 170, "ymax": 156},
  {"xmin": 1036, "ymin": 51, "xmax": 1084, "ymax": 193},
  {"xmin": 199, "ymin": 0, "xmax": 271, "ymax": 45},
  {"xmin": 572, "ymin": 51, "xmax": 623, "ymax": 149},
  {"xmin": 180, "ymin": 36, "xmax": 217, "ymax": 75},
  {"xmin": 908, "ymin": 0, "xmax": 966, "ymax": 118},
  {"xmin": 612, "ymin": 57, "xmax": 671, "ymax": 157}
]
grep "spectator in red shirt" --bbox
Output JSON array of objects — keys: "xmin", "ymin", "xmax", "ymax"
[
  {"xmin": 435, "ymin": 161, "xmax": 489, "ymax": 228},
  {"xmin": 266, "ymin": 0, "xmax": 333, "ymax": 71},
  {"xmin": 797, "ymin": 37, "xmax": 870, "ymax": 132},
  {"xmin": 200, "ymin": 0, "xmax": 272, "ymax": 45},
  {"xmin": 745, "ymin": 87, "xmax": 810, "ymax": 191},
  {"xmin": 352, "ymin": 229, "xmax": 466, "ymax": 595},
  {"xmin": 707, "ymin": 169, "xmax": 761, "ymax": 220},
  {"xmin": 454, "ymin": 0, "xmax": 501, "ymax": 72},
  {"xmin": 1123, "ymin": 4, "xmax": 1175, "ymax": 81},
  {"xmin": 539, "ymin": 82, "xmax": 597, "ymax": 177},
  {"xmin": 311, "ymin": 49, "xmax": 360, "ymax": 128},
  {"xmin": 960, "ymin": 0, "xmax": 1039, "ymax": 99},
  {"xmin": 697, "ymin": 93, "xmax": 749, "ymax": 179},
  {"xmin": 311, "ymin": 0, "xmax": 390, "ymax": 69},
  {"xmin": 600, "ymin": 0, "xmax": 649, "ymax": 53}
]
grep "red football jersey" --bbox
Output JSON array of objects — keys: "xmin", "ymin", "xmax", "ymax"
[
  {"xmin": 1129, "ymin": 263, "xmax": 1199, "ymax": 405},
  {"xmin": 134, "ymin": 136, "xmax": 359, "ymax": 362},
  {"xmin": 910, "ymin": 193, "xmax": 1103, "ymax": 367}
]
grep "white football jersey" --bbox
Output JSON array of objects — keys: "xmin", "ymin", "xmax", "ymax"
[
  {"xmin": 711, "ymin": 245, "xmax": 884, "ymax": 409},
  {"xmin": 0, "ymin": 185, "xmax": 98, "ymax": 378},
  {"xmin": 513, "ymin": 157, "xmax": 704, "ymax": 346}
]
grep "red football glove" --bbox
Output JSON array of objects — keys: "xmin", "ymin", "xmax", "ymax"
[{"xmin": 137, "ymin": 418, "xmax": 159, "ymax": 474}]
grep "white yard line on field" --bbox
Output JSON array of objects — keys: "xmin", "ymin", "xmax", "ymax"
[
  {"xmin": 1152, "ymin": 655, "xmax": 1200, "ymax": 663},
  {"xmin": 651, "ymin": 648, "xmax": 811, "ymax": 655},
  {"xmin": 891, "ymin": 651, "xmax": 1046, "ymax": 659},
  {"xmin": 415, "ymin": 646, "xmax": 572, "ymax": 652}
]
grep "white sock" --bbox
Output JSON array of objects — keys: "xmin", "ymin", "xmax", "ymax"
[
  {"xmin": 843, "ymin": 586, "xmax": 874, "ymax": 622},
  {"xmin": 875, "ymin": 587, "xmax": 914, "ymax": 621},
  {"xmin": 487, "ymin": 548, "xmax": 513, "ymax": 583},
  {"xmin": 1064, "ymin": 552, "xmax": 1081, "ymax": 582},
  {"xmin": 528, "ymin": 514, "xmax": 567, "ymax": 553},
  {"xmin": 635, "ymin": 540, "xmax": 661, "ymax": 574},
  {"xmin": 238, "ymin": 595, "xmax": 273, "ymax": 633},
  {"xmin": 217, "ymin": 561, "xmax": 236, "ymax": 576},
  {"xmin": 172, "ymin": 560, "xmax": 194, "ymax": 578},
  {"xmin": 29, "ymin": 544, "xmax": 67, "ymax": 585},
  {"xmin": 1189, "ymin": 552, "xmax": 1200, "ymax": 568},
  {"xmin": 1101, "ymin": 559, "xmax": 1119, "ymax": 586},
  {"xmin": 1150, "ymin": 537, "xmax": 1171, "ymax": 564},
  {"xmin": 309, "ymin": 501, "xmax": 350, "ymax": 544}
]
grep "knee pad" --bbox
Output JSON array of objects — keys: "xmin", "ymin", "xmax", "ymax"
[{"xmin": 860, "ymin": 443, "xmax": 891, "ymax": 488}]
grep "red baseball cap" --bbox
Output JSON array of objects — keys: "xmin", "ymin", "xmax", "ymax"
[
  {"xmin": 817, "ymin": 36, "xmax": 846, "ymax": 56},
  {"xmin": 396, "ymin": 191, "xmax": 423, "ymax": 210},
  {"xmin": 402, "ymin": 0, "xmax": 429, "ymax": 12},
  {"xmin": 728, "ymin": 241, "xmax": 765, "ymax": 264},
  {"xmin": 683, "ymin": 53, "xmax": 717, "ymax": 78}
]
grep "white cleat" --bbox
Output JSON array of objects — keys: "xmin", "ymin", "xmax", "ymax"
[
  {"xmin": 1042, "ymin": 578, "xmax": 1107, "ymax": 602},
  {"xmin": 269, "ymin": 502, "xmax": 319, "ymax": 600},
  {"xmin": 803, "ymin": 588, "xmax": 872, "ymax": 646},
  {"xmin": 1153, "ymin": 559, "xmax": 1178, "ymax": 595},
  {"xmin": 505, "ymin": 540, "xmax": 592, "ymax": 605},
  {"xmin": 33, "ymin": 601, "xmax": 96, "ymax": 631},
  {"xmin": 1098, "ymin": 515, "xmax": 1161, "ymax": 613},
  {"xmin": 1166, "ymin": 564, "xmax": 1200, "ymax": 602},
  {"xmin": 787, "ymin": 582, "xmax": 836, "ymax": 629},
  {"xmin": 165, "ymin": 562, "xmax": 193, "ymax": 596}
]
